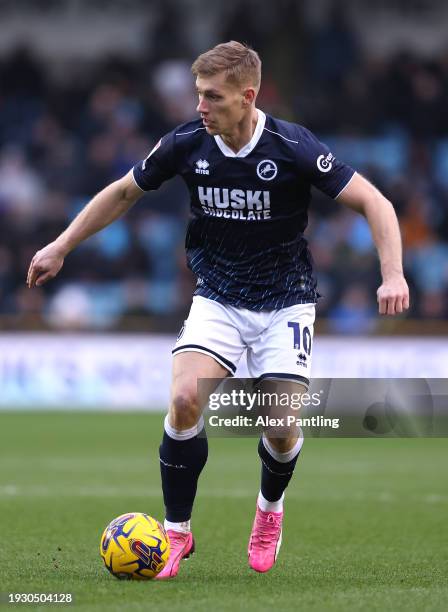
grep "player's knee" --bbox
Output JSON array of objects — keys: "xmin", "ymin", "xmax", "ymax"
[
  {"xmin": 170, "ymin": 388, "xmax": 200, "ymax": 429},
  {"xmin": 266, "ymin": 435, "xmax": 299, "ymax": 454}
]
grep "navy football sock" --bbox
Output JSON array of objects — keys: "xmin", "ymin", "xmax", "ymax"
[
  {"xmin": 159, "ymin": 417, "xmax": 208, "ymax": 523},
  {"xmin": 258, "ymin": 434, "xmax": 303, "ymax": 503}
]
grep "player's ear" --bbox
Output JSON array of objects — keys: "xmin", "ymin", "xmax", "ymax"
[{"xmin": 242, "ymin": 87, "xmax": 256, "ymax": 106}]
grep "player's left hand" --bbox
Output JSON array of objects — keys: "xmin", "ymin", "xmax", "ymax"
[{"xmin": 377, "ymin": 275, "xmax": 410, "ymax": 315}]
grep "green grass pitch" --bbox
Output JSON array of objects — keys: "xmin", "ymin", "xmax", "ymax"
[{"xmin": 0, "ymin": 412, "xmax": 447, "ymax": 611}]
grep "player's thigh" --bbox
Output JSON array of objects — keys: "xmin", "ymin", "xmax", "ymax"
[
  {"xmin": 171, "ymin": 350, "xmax": 229, "ymax": 407},
  {"xmin": 168, "ymin": 352, "xmax": 229, "ymax": 428},
  {"xmin": 169, "ymin": 296, "xmax": 245, "ymax": 426},
  {"xmin": 256, "ymin": 377, "xmax": 306, "ymax": 450},
  {"xmin": 262, "ymin": 380, "xmax": 307, "ymax": 452}
]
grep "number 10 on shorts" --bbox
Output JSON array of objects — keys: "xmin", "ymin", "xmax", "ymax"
[{"xmin": 288, "ymin": 321, "xmax": 312, "ymax": 354}]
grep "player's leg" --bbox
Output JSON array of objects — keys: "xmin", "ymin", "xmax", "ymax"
[
  {"xmin": 161, "ymin": 351, "xmax": 228, "ymax": 530},
  {"xmin": 249, "ymin": 383, "xmax": 305, "ymax": 573},
  {"xmin": 157, "ymin": 351, "xmax": 228, "ymax": 579},
  {"xmin": 157, "ymin": 296, "xmax": 245, "ymax": 579},
  {"xmin": 259, "ymin": 385, "xmax": 305, "ymax": 512},
  {"xmin": 246, "ymin": 303, "xmax": 315, "ymax": 572}
]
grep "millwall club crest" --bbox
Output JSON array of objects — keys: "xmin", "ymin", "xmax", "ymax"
[{"xmin": 257, "ymin": 159, "xmax": 278, "ymax": 181}]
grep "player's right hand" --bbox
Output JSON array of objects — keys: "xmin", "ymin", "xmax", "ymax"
[{"xmin": 27, "ymin": 241, "xmax": 66, "ymax": 288}]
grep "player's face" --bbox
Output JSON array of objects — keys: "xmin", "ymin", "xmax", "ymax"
[{"xmin": 195, "ymin": 73, "xmax": 253, "ymax": 136}]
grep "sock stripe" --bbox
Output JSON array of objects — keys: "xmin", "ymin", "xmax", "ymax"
[
  {"xmin": 262, "ymin": 430, "xmax": 303, "ymax": 463},
  {"xmin": 164, "ymin": 414, "xmax": 204, "ymax": 441},
  {"xmin": 259, "ymin": 456, "xmax": 295, "ymax": 476}
]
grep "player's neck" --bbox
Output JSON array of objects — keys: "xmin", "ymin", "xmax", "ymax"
[{"xmin": 220, "ymin": 108, "xmax": 258, "ymax": 154}]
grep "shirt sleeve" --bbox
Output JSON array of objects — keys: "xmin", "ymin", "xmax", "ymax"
[
  {"xmin": 132, "ymin": 129, "xmax": 177, "ymax": 191},
  {"xmin": 296, "ymin": 127, "xmax": 355, "ymax": 198}
]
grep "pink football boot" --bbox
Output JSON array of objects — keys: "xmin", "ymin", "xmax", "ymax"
[
  {"xmin": 155, "ymin": 530, "xmax": 195, "ymax": 580},
  {"xmin": 248, "ymin": 506, "xmax": 283, "ymax": 573}
]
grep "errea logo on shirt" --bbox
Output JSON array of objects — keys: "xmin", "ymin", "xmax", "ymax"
[{"xmin": 195, "ymin": 159, "xmax": 210, "ymax": 175}]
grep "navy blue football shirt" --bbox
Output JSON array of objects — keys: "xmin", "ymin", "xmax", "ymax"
[{"xmin": 132, "ymin": 110, "xmax": 355, "ymax": 310}]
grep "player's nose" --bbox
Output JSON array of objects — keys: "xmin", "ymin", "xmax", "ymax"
[{"xmin": 197, "ymin": 98, "xmax": 208, "ymax": 114}]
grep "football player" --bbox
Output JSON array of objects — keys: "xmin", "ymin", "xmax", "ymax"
[{"xmin": 27, "ymin": 41, "xmax": 409, "ymax": 577}]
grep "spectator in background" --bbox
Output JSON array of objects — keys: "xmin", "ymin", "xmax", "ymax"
[{"xmin": 307, "ymin": 4, "xmax": 361, "ymax": 88}]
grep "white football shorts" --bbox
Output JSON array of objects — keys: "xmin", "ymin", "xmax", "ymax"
[{"xmin": 173, "ymin": 295, "xmax": 315, "ymax": 387}]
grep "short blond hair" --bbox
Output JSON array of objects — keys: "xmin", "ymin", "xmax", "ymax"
[{"xmin": 191, "ymin": 41, "xmax": 261, "ymax": 89}]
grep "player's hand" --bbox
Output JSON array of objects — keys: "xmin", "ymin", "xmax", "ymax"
[
  {"xmin": 377, "ymin": 274, "xmax": 410, "ymax": 315},
  {"xmin": 27, "ymin": 241, "xmax": 66, "ymax": 288}
]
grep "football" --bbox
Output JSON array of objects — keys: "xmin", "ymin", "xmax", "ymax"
[{"xmin": 100, "ymin": 512, "xmax": 170, "ymax": 580}]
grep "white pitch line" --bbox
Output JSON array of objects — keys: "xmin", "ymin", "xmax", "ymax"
[
  {"xmin": 0, "ymin": 485, "xmax": 253, "ymax": 498},
  {"xmin": 0, "ymin": 457, "xmax": 150, "ymax": 470},
  {"xmin": 0, "ymin": 485, "xmax": 447, "ymax": 503}
]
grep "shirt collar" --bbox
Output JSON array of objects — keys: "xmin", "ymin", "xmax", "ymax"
[{"xmin": 214, "ymin": 109, "xmax": 266, "ymax": 158}]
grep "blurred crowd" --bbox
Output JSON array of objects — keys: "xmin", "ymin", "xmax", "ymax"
[{"xmin": 1, "ymin": 2, "xmax": 448, "ymax": 332}]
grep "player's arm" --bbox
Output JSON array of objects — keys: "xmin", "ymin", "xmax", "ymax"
[
  {"xmin": 335, "ymin": 172, "xmax": 409, "ymax": 315},
  {"xmin": 27, "ymin": 171, "xmax": 143, "ymax": 288}
]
